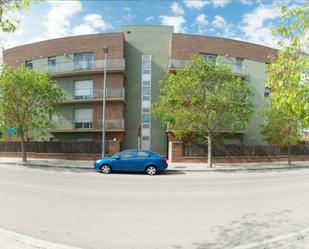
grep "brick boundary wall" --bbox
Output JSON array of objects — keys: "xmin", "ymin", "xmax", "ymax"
[
  {"xmin": 169, "ymin": 141, "xmax": 309, "ymax": 163},
  {"xmin": 1, "ymin": 152, "xmax": 308, "ymax": 163}
]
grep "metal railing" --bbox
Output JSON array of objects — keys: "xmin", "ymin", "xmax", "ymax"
[
  {"xmin": 74, "ymin": 119, "xmax": 93, "ymax": 129},
  {"xmin": 72, "ymin": 88, "xmax": 125, "ymax": 100},
  {"xmin": 38, "ymin": 59, "xmax": 125, "ymax": 75},
  {"xmin": 99, "ymin": 119, "xmax": 125, "ymax": 129},
  {"xmin": 51, "ymin": 118, "xmax": 125, "ymax": 130},
  {"xmin": 169, "ymin": 59, "xmax": 248, "ymax": 76}
]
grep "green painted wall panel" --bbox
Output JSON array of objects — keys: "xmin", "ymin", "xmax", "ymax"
[{"xmin": 123, "ymin": 26, "xmax": 173, "ymax": 155}]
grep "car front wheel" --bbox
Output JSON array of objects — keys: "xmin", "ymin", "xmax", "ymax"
[
  {"xmin": 146, "ymin": 166, "xmax": 157, "ymax": 175},
  {"xmin": 101, "ymin": 165, "xmax": 111, "ymax": 174}
]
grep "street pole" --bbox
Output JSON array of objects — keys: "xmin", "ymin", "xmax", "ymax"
[{"xmin": 102, "ymin": 46, "xmax": 108, "ymax": 158}]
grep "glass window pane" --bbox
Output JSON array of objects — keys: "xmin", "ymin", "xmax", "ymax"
[
  {"xmin": 143, "ymin": 81, "xmax": 150, "ymax": 86},
  {"xmin": 143, "ymin": 95, "xmax": 150, "ymax": 101},
  {"xmin": 143, "ymin": 86, "xmax": 150, "ymax": 95},
  {"xmin": 25, "ymin": 60, "xmax": 33, "ymax": 69},
  {"xmin": 142, "ymin": 114, "xmax": 150, "ymax": 123},
  {"xmin": 121, "ymin": 152, "xmax": 136, "ymax": 158},
  {"xmin": 136, "ymin": 151, "xmax": 150, "ymax": 158}
]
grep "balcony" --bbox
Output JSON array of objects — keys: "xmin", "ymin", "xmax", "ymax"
[
  {"xmin": 38, "ymin": 59, "xmax": 125, "ymax": 77},
  {"xmin": 61, "ymin": 88, "xmax": 125, "ymax": 104},
  {"xmin": 169, "ymin": 59, "xmax": 248, "ymax": 77},
  {"xmin": 50, "ymin": 118, "xmax": 125, "ymax": 133},
  {"xmin": 216, "ymin": 122, "xmax": 247, "ymax": 133},
  {"xmin": 167, "ymin": 122, "xmax": 246, "ymax": 133}
]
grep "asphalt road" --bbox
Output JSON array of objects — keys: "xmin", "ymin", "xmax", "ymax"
[{"xmin": 0, "ymin": 164, "xmax": 309, "ymax": 249}]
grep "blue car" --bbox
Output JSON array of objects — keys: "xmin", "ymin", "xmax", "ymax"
[{"xmin": 94, "ymin": 149, "xmax": 168, "ymax": 175}]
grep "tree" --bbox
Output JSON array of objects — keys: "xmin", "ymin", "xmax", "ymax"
[
  {"xmin": 0, "ymin": 0, "xmax": 33, "ymax": 32},
  {"xmin": 261, "ymin": 109, "xmax": 300, "ymax": 165},
  {"xmin": 262, "ymin": 5, "xmax": 309, "ymax": 164},
  {"xmin": 0, "ymin": 66, "xmax": 64, "ymax": 162},
  {"xmin": 153, "ymin": 56, "xmax": 253, "ymax": 168}
]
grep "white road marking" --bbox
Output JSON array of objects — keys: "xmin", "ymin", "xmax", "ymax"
[{"xmin": 0, "ymin": 228, "xmax": 83, "ymax": 249}]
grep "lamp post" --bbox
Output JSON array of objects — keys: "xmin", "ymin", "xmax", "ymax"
[{"xmin": 102, "ymin": 46, "xmax": 109, "ymax": 158}]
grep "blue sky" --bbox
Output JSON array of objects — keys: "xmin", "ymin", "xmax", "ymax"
[{"xmin": 1, "ymin": 0, "xmax": 307, "ymax": 50}]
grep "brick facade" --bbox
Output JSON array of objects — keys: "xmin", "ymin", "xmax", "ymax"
[
  {"xmin": 171, "ymin": 34, "xmax": 277, "ymax": 63},
  {"xmin": 3, "ymin": 33, "xmax": 125, "ymax": 67}
]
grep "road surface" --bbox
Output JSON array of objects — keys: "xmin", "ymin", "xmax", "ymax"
[{"xmin": 0, "ymin": 164, "xmax": 309, "ymax": 249}]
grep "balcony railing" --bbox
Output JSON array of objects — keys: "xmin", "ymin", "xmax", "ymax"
[
  {"xmin": 74, "ymin": 119, "xmax": 93, "ymax": 129},
  {"xmin": 99, "ymin": 119, "xmax": 125, "ymax": 130},
  {"xmin": 38, "ymin": 59, "xmax": 125, "ymax": 75},
  {"xmin": 169, "ymin": 59, "xmax": 248, "ymax": 76},
  {"xmin": 71, "ymin": 88, "xmax": 125, "ymax": 101},
  {"xmin": 51, "ymin": 118, "xmax": 125, "ymax": 131}
]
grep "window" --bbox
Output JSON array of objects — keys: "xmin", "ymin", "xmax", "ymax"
[
  {"xmin": 25, "ymin": 60, "xmax": 33, "ymax": 69},
  {"xmin": 141, "ymin": 55, "xmax": 152, "ymax": 150},
  {"xmin": 142, "ymin": 86, "xmax": 151, "ymax": 95},
  {"xmin": 48, "ymin": 56, "xmax": 56, "ymax": 70},
  {"xmin": 236, "ymin": 57, "xmax": 244, "ymax": 68},
  {"xmin": 121, "ymin": 151, "xmax": 136, "ymax": 159},
  {"xmin": 74, "ymin": 108, "xmax": 93, "ymax": 128},
  {"xmin": 142, "ymin": 114, "xmax": 150, "ymax": 123},
  {"xmin": 264, "ymin": 87, "xmax": 271, "ymax": 97},
  {"xmin": 201, "ymin": 54, "xmax": 216, "ymax": 62},
  {"xmin": 74, "ymin": 80, "xmax": 93, "ymax": 99},
  {"xmin": 136, "ymin": 151, "xmax": 150, "ymax": 158},
  {"xmin": 74, "ymin": 53, "xmax": 94, "ymax": 70}
]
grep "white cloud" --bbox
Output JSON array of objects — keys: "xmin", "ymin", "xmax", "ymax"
[
  {"xmin": 239, "ymin": 0, "xmax": 253, "ymax": 5},
  {"xmin": 194, "ymin": 14, "xmax": 208, "ymax": 33},
  {"xmin": 72, "ymin": 14, "xmax": 112, "ymax": 35},
  {"xmin": 145, "ymin": 16, "xmax": 154, "ymax": 22},
  {"xmin": 122, "ymin": 7, "xmax": 131, "ymax": 12},
  {"xmin": 171, "ymin": 2, "xmax": 184, "ymax": 15},
  {"xmin": 44, "ymin": 1, "xmax": 82, "ymax": 38},
  {"xmin": 160, "ymin": 16, "xmax": 186, "ymax": 33},
  {"xmin": 184, "ymin": 0, "xmax": 209, "ymax": 9},
  {"xmin": 123, "ymin": 13, "xmax": 134, "ymax": 24},
  {"xmin": 212, "ymin": 0, "xmax": 230, "ymax": 8},
  {"xmin": 240, "ymin": 4, "xmax": 280, "ymax": 46},
  {"xmin": 212, "ymin": 15, "xmax": 233, "ymax": 36}
]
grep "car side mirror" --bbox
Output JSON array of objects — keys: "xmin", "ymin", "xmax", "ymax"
[{"xmin": 114, "ymin": 155, "xmax": 120, "ymax": 160}]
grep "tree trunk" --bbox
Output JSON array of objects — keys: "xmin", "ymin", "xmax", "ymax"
[
  {"xmin": 20, "ymin": 131, "xmax": 27, "ymax": 162},
  {"xmin": 208, "ymin": 133, "xmax": 212, "ymax": 168},
  {"xmin": 287, "ymin": 146, "xmax": 291, "ymax": 165}
]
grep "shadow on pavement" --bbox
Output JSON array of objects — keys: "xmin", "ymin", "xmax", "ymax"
[
  {"xmin": 21, "ymin": 164, "xmax": 92, "ymax": 174},
  {"xmin": 170, "ymin": 209, "xmax": 305, "ymax": 249}
]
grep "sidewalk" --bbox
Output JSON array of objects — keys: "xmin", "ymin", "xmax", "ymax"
[{"xmin": 0, "ymin": 157, "xmax": 308, "ymax": 172}]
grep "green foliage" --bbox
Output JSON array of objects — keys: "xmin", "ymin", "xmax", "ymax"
[
  {"xmin": 152, "ymin": 56, "xmax": 253, "ymax": 142},
  {"xmin": 266, "ymin": 48, "xmax": 309, "ymax": 128},
  {"xmin": 272, "ymin": 4, "xmax": 308, "ymax": 50},
  {"xmin": 0, "ymin": 0, "xmax": 33, "ymax": 32},
  {"xmin": 261, "ymin": 108, "xmax": 300, "ymax": 146},
  {"xmin": 263, "ymin": 4, "xmax": 309, "ymax": 149},
  {"xmin": 0, "ymin": 65, "xmax": 64, "ymax": 140}
]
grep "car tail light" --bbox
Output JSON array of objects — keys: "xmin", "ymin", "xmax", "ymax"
[{"xmin": 161, "ymin": 156, "xmax": 168, "ymax": 163}]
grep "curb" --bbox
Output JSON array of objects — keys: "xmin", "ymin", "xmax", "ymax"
[
  {"xmin": 1, "ymin": 162, "xmax": 309, "ymax": 173},
  {"xmin": 0, "ymin": 162, "xmax": 92, "ymax": 171}
]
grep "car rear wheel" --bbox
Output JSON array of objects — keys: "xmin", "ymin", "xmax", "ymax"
[
  {"xmin": 146, "ymin": 166, "xmax": 157, "ymax": 175},
  {"xmin": 101, "ymin": 165, "xmax": 111, "ymax": 174}
]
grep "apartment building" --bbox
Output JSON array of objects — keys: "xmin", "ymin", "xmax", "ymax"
[{"xmin": 3, "ymin": 25, "xmax": 276, "ymax": 155}]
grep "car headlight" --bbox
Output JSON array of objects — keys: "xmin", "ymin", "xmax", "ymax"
[{"xmin": 96, "ymin": 159, "xmax": 102, "ymax": 164}]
